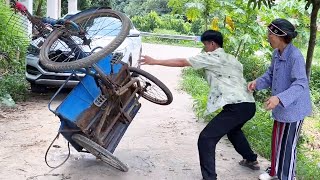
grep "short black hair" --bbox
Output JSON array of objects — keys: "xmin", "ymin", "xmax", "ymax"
[{"xmin": 200, "ymin": 30, "xmax": 223, "ymax": 48}]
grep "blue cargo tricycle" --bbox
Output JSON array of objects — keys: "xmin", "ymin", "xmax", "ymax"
[{"xmin": 33, "ymin": 7, "xmax": 173, "ymax": 171}]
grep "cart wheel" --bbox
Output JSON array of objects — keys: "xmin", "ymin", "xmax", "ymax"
[
  {"xmin": 39, "ymin": 8, "xmax": 130, "ymax": 71},
  {"xmin": 129, "ymin": 67, "xmax": 173, "ymax": 105},
  {"xmin": 72, "ymin": 134, "xmax": 129, "ymax": 172}
]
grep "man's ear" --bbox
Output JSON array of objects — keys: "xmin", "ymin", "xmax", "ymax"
[{"xmin": 211, "ymin": 41, "xmax": 217, "ymax": 49}]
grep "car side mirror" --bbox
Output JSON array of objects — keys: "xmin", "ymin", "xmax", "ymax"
[{"xmin": 128, "ymin": 29, "xmax": 140, "ymax": 37}]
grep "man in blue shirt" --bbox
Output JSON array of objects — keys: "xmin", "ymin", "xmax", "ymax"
[{"xmin": 248, "ymin": 18, "xmax": 312, "ymax": 180}]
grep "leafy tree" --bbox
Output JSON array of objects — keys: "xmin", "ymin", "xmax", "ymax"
[
  {"xmin": 143, "ymin": 0, "xmax": 170, "ymax": 14},
  {"xmin": 91, "ymin": 0, "xmax": 111, "ymax": 8},
  {"xmin": 33, "ymin": 0, "xmax": 46, "ymax": 16},
  {"xmin": 123, "ymin": 0, "xmax": 145, "ymax": 16},
  {"xmin": 124, "ymin": 0, "xmax": 170, "ymax": 17},
  {"xmin": 168, "ymin": 0, "xmax": 216, "ymax": 29},
  {"xmin": 111, "ymin": 0, "xmax": 129, "ymax": 12},
  {"xmin": 249, "ymin": 0, "xmax": 320, "ymax": 80},
  {"xmin": 78, "ymin": 0, "xmax": 91, "ymax": 10},
  {"xmin": 167, "ymin": 0, "xmax": 190, "ymax": 14}
]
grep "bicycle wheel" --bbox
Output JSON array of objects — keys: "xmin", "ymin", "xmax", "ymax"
[
  {"xmin": 72, "ymin": 134, "xmax": 129, "ymax": 172},
  {"xmin": 129, "ymin": 67, "xmax": 173, "ymax": 105},
  {"xmin": 39, "ymin": 8, "xmax": 130, "ymax": 71}
]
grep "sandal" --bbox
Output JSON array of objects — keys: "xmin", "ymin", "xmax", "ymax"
[{"xmin": 239, "ymin": 159, "xmax": 260, "ymax": 170}]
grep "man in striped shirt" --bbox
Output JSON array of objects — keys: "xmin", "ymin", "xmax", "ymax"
[{"xmin": 140, "ymin": 30, "xmax": 259, "ymax": 180}]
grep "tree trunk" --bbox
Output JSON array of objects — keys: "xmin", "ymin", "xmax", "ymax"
[
  {"xmin": 305, "ymin": 3, "xmax": 319, "ymax": 80},
  {"xmin": 35, "ymin": 0, "xmax": 44, "ymax": 16}
]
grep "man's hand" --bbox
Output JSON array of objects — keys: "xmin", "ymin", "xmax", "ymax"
[
  {"xmin": 264, "ymin": 96, "xmax": 280, "ymax": 110},
  {"xmin": 247, "ymin": 80, "xmax": 257, "ymax": 92},
  {"xmin": 140, "ymin": 55, "xmax": 157, "ymax": 65},
  {"xmin": 139, "ymin": 56, "xmax": 190, "ymax": 67}
]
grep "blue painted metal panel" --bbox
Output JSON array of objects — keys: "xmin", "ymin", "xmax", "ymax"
[{"xmin": 56, "ymin": 55, "xmax": 122, "ymax": 123}]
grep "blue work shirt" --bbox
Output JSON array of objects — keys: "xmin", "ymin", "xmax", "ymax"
[{"xmin": 256, "ymin": 43, "xmax": 312, "ymax": 122}]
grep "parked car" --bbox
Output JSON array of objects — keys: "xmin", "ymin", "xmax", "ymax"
[{"xmin": 26, "ymin": 11, "xmax": 142, "ymax": 93}]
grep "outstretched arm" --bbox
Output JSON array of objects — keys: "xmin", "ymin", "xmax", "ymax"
[{"xmin": 140, "ymin": 55, "xmax": 191, "ymax": 67}]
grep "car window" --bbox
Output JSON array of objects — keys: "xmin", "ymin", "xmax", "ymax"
[{"xmin": 84, "ymin": 17, "xmax": 122, "ymax": 37}]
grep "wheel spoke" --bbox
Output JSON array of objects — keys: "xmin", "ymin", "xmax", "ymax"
[
  {"xmin": 129, "ymin": 67, "xmax": 173, "ymax": 105},
  {"xmin": 39, "ymin": 9, "xmax": 130, "ymax": 71},
  {"xmin": 72, "ymin": 134, "xmax": 128, "ymax": 172}
]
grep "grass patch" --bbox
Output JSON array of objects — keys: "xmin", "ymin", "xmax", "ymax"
[
  {"xmin": 301, "ymin": 46, "xmax": 320, "ymax": 65},
  {"xmin": 180, "ymin": 68, "xmax": 210, "ymax": 119},
  {"xmin": 242, "ymin": 105, "xmax": 273, "ymax": 158},
  {"xmin": 296, "ymin": 116, "xmax": 320, "ymax": 179}
]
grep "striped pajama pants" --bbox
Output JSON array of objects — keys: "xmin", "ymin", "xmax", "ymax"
[{"xmin": 269, "ymin": 120, "xmax": 303, "ymax": 180}]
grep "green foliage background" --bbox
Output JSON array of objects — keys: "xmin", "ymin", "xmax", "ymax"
[
  {"xmin": 0, "ymin": 0, "xmax": 319, "ymax": 177},
  {"xmin": 0, "ymin": 2, "xmax": 29, "ymax": 101}
]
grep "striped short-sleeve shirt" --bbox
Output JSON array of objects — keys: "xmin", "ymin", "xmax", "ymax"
[{"xmin": 187, "ymin": 48, "xmax": 255, "ymax": 115}]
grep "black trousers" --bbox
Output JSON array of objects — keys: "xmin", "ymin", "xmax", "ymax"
[{"xmin": 198, "ymin": 102, "xmax": 257, "ymax": 180}]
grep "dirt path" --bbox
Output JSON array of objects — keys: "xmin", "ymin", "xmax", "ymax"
[{"xmin": 0, "ymin": 43, "xmax": 269, "ymax": 180}]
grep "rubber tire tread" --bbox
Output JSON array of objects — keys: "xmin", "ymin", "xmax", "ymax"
[
  {"xmin": 39, "ymin": 8, "xmax": 130, "ymax": 71},
  {"xmin": 71, "ymin": 134, "xmax": 129, "ymax": 172},
  {"xmin": 129, "ymin": 67, "xmax": 173, "ymax": 105}
]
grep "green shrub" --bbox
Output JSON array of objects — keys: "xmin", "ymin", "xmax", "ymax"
[
  {"xmin": 236, "ymin": 54, "xmax": 271, "ymax": 103},
  {"xmin": 0, "ymin": 2, "xmax": 29, "ymax": 100},
  {"xmin": 159, "ymin": 14, "xmax": 191, "ymax": 35},
  {"xmin": 0, "ymin": 73, "xmax": 28, "ymax": 101},
  {"xmin": 131, "ymin": 16, "xmax": 150, "ymax": 32},
  {"xmin": 131, "ymin": 11, "xmax": 162, "ymax": 32},
  {"xmin": 310, "ymin": 66, "xmax": 320, "ymax": 92},
  {"xmin": 310, "ymin": 65, "xmax": 320, "ymax": 112},
  {"xmin": 132, "ymin": 13, "xmax": 195, "ymax": 35},
  {"xmin": 190, "ymin": 18, "xmax": 203, "ymax": 35},
  {"xmin": 0, "ymin": 3, "xmax": 29, "ymax": 67}
]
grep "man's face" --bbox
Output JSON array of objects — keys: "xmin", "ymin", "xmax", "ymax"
[{"xmin": 202, "ymin": 41, "xmax": 216, "ymax": 52}]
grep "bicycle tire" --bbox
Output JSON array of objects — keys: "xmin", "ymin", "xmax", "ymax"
[
  {"xmin": 72, "ymin": 134, "xmax": 129, "ymax": 172},
  {"xmin": 39, "ymin": 8, "xmax": 130, "ymax": 71},
  {"xmin": 129, "ymin": 67, "xmax": 173, "ymax": 105}
]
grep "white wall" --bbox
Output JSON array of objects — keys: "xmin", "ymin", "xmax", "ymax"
[
  {"xmin": 68, "ymin": 0, "xmax": 78, "ymax": 14},
  {"xmin": 19, "ymin": 0, "xmax": 33, "ymax": 14},
  {"xmin": 47, "ymin": 0, "xmax": 61, "ymax": 19},
  {"xmin": 19, "ymin": 0, "xmax": 33, "ymax": 36}
]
